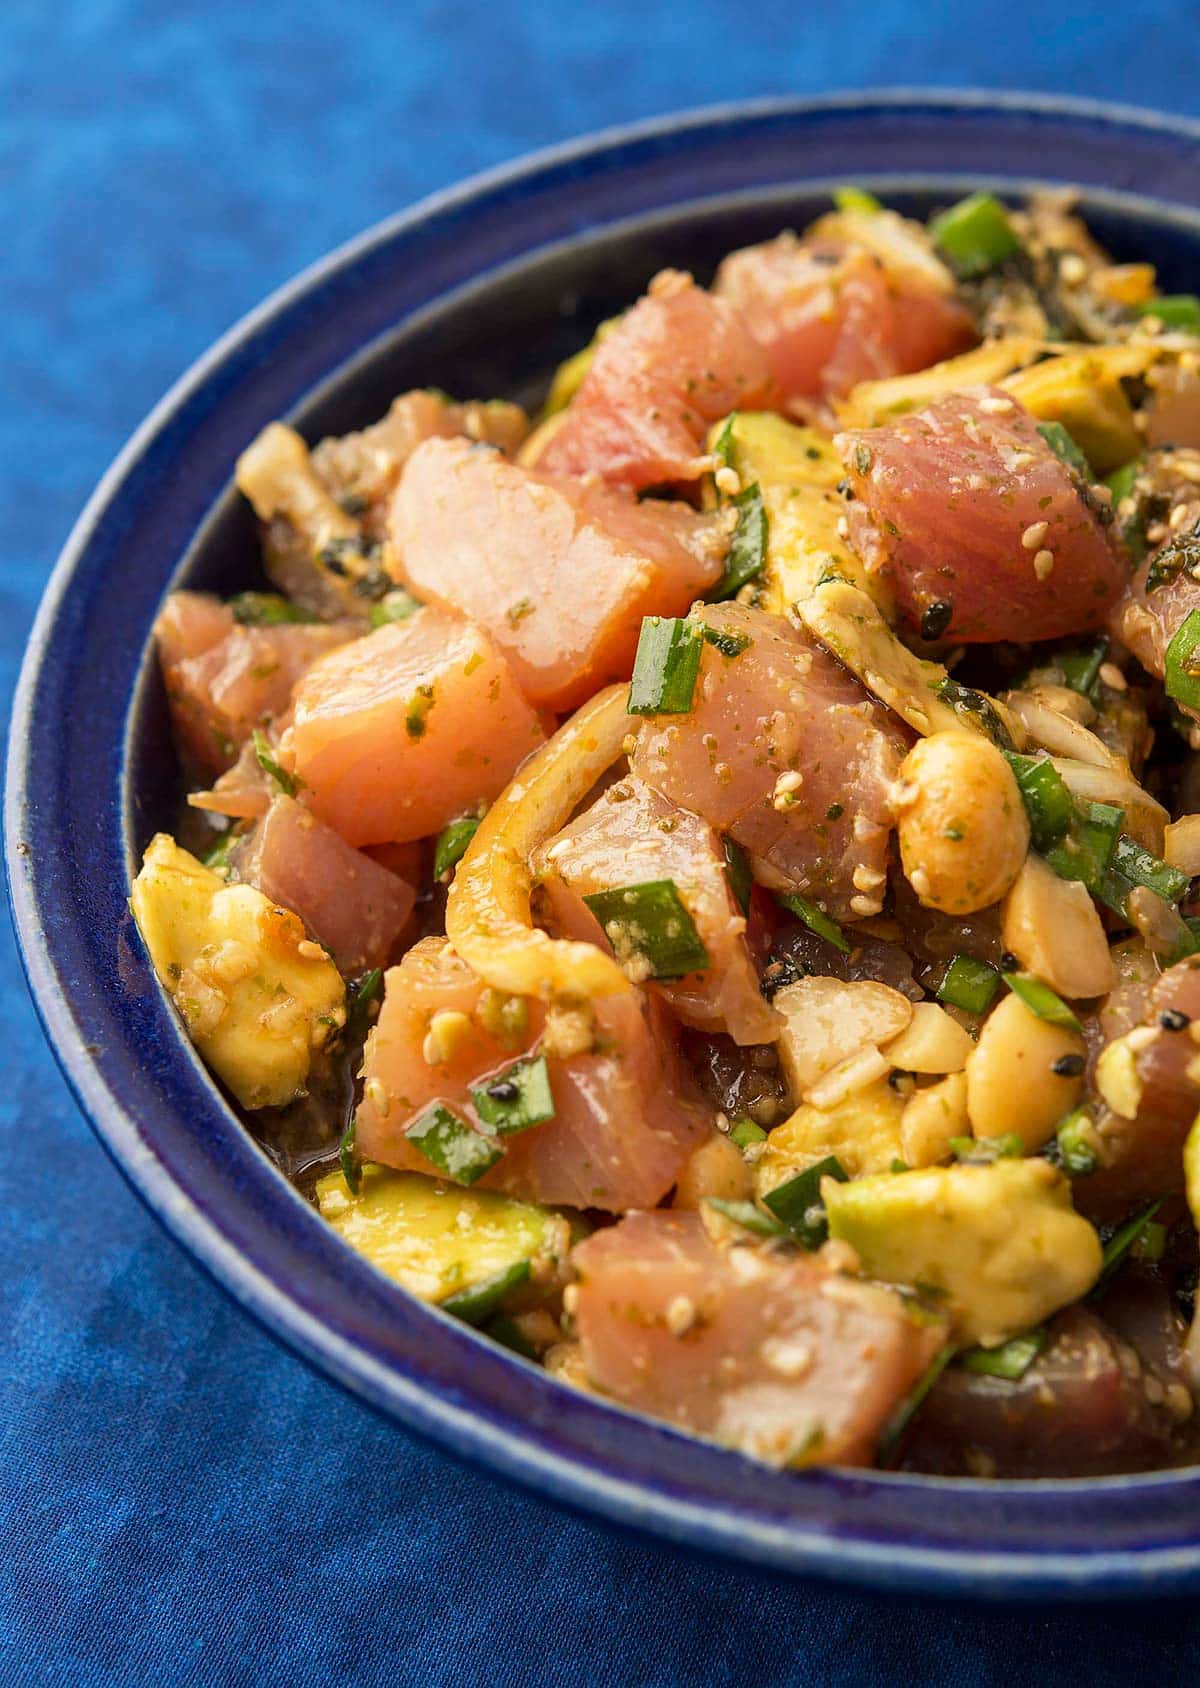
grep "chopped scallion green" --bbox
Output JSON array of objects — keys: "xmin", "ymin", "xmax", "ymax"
[
  {"xmin": 929, "ymin": 192, "xmax": 1021, "ymax": 277},
  {"xmin": 704, "ymin": 1197, "xmax": 786, "ymax": 1239},
  {"xmin": 775, "ymin": 892, "xmax": 851, "ymax": 955},
  {"xmin": 703, "ymin": 624, "xmax": 751, "ymax": 658},
  {"xmin": 1042, "ymin": 801, "xmax": 1123, "ymax": 895},
  {"xmin": 877, "ymin": 1341, "xmax": 955, "ymax": 1465},
  {"xmin": 583, "ymin": 879, "xmax": 710, "ymax": 979},
  {"xmin": 959, "ymin": 1327, "xmax": 1046, "ymax": 1380},
  {"xmin": 1003, "ymin": 753, "xmax": 1073, "ymax": 853},
  {"xmin": 1057, "ymin": 639, "xmax": 1109, "ymax": 703},
  {"xmin": 343, "ymin": 967, "xmax": 382, "ymax": 1045},
  {"xmin": 1094, "ymin": 1200, "xmax": 1164, "ymax": 1291},
  {"xmin": 950, "ymin": 1134, "xmax": 1025, "ymax": 1164},
  {"xmin": 627, "ymin": 617, "xmax": 704, "ymax": 715},
  {"xmin": 937, "ymin": 954, "xmax": 1000, "ymax": 1016},
  {"xmin": 252, "ymin": 727, "xmax": 304, "ymax": 798},
  {"xmin": 1055, "ymin": 1107, "xmax": 1099, "ymax": 1176},
  {"xmin": 338, "ymin": 1114, "xmax": 361, "ymax": 1196},
  {"xmin": 1111, "ymin": 834, "xmax": 1191, "ymax": 904},
  {"xmin": 709, "ymin": 481, "xmax": 767, "ymax": 601},
  {"xmin": 1165, "ymin": 610, "xmax": 1200, "ymax": 711},
  {"xmin": 728, "ymin": 1116, "xmax": 767, "ymax": 1152},
  {"xmin": 470, "ymin": 1054, "xmax": 555, "ymax": 1136},
  {"xmin": 202, "ymin": 826, "xmax": 238, "ymax": 875},
  {"xmin": 405, "ymin": 1102, "xmax": 503, "ymax": 1186},
  {"xmin": 761, "ymin": 1155, "xmax": 848, "ymax": 1248},
  {"xmin": 1036, "ymin": 421, "xmax": 1093, "ymax": 480},
  {"xmin": 229, "ymin": 591, "xmax": 315, "ymax": 626},
  {"xmin": 722, "ymin": 837, "xmax": 753, "ymax": 915},
  {"xmin": 1003, "ymin": 972, "xmax": 1082, "ymax": 1033},
  {"xmin": 1136, "ymin": 294, "xmax": 1200, "ymax": 332},
  {"xmin": 1132, "ymin": 1220, "xmax": 1167, "ymax": 1263},
  {"xmin": 442, "ymin": 1260, "xmax": 531, "ymax": 1326},
  {"xmin": 369, "ymin": 588, "xmax": 422, "ymax": 628},
  {"xmin": 434, "ymin": 815, "xmax": 481, "ymax": 879}
]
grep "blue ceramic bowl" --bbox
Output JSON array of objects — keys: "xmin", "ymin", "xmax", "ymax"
[{"xmin": 12, "ymin": 91, "xmax": 1200, "ymax": 1601}]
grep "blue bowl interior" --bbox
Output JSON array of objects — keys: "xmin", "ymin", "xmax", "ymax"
[{"xmin": 15, "ymin": 96, "xmax": 1200, "ymax": 1601}]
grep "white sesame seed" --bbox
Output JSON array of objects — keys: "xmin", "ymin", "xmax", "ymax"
[
  {"xmin": 836, "ymin": 516, "xmax": 851, "ymax": 542},
  {"xmin": 297, "ymin": 939, "xmax": 327, "ymax": 962},
  {"xmin": 1021, "ymin": 520, "xmax": 1049, "ymax": 551},
  {"xmin": 714, "ymin": 465, "xmax": 741, "ymax": 496},
  {"xmin": 977, "ymin": 394, "xmax": 1014, "ymax": 415},
  {"xmin": 1059, "ymin": 253, "xmax": 1087, "ymax": 285},
  {"xmin": 849, "ymin": 894, "xmax": 883, "ymax": 917},
  {"xmin": 1098, "ymin": 662, "xmax": 1127, "ymax": 691},
  {"xmin": 665, "ymin": 1295, "xmax": 696, "ymax": 1336},
  {"xmin": 1033, "ymin": 549, "xmax": 1055, "ymax": 581},
  {"xmin": 852, "ymin": 864, "xmax": 886, "ymax": 891}
]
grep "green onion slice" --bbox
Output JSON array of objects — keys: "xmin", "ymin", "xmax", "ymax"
[
  {"xmin": 929, "ymin": 192, "xmax": 1021, "ymax": 277},
  {"xmin": 1055, "ymin": 1107, "xmax": 1099, "ymax": 1177},
  {"xmin": 369, "ymin": 588, "xmax": 423, "ymax": 628},
  {"xmin": 1132, "ymin": 1220, "xmax": 1167, "ymax": 1263},
  {"xmin": 1136, "ymin": 294, "xmax": 1200, "ymax": 332},
  {"xmin": 627, "ymin": 617, "xmax": 704, "ymax": 715},
  {"xmin": 761, "ymin": 1155, "xmax": 848, "ymax": 1248},
  {"xmin": 709, "ymin": 481, "xmax": 768, "ymax": 602},
  {"xmin": 470, "ymin": 1054, "xmax": 556, "ymax": 1136},
  {"xmin": 950, "ymin": 1134, "xmax": 1025, "ymax": 1164},
  {"xmin": 229, "ymin": 591, "xmax": 315, "ymax": 626},
  {"xmin": 338, "ymin": 1114, "xmax": 361, "ymax": 1196},
  {"xmin": 1164, "ymin": 611, "xmax": 1200, "ymax": 712},
  {"xmin": 1093, "ymin": 1199, "xmax": 1164, "ymax": 1291},
  {"xmin": 1057, "ymin": 639, "xmax": 1109, "ymax": 702},
  {"xmin": 1003, "ymin": 972, "xmax": 1082, "ymax": 1033},
  {"xmin": 877, "ymin": 1341, "xmax": 956, "ymax": 1466},
  {"xmin": 1036, "ymin": 421, "xmax": 1093, "ymax": 480},
  {"xmin": 703, "ymin": 625, "xmax": 751, "ymax": 658},
  {"xmin": 442, "ymin": 1260, "xmax": 531, "ymax": 1326},
  {"xmin": 434, "ymin": 815, "xmax": 482, "ymax": 880},
  {"xmin": 1110, "ymin": 834, "xmax": 1192, "ymax": 905},
  {"xmin": 1042, "ymin": 801, "xmax": 1123, "ymax": 895},
  {"xmin": 1004, "ymin": 753, "xmax": 1073, "ymax": 853},
  {"xmin": 343, "ymin": 967, "xmax": 382, "ymax": 1045},
  {"xmin": 722, "ymin": 838, "xmax": 753, "ymax": 915},
  {"xmin": 405, "ymin": 1102, "xmax": 503, "ymax": 1187},
  {"xmin": 583, "ymin": 879, "xmax": 710, "ymax": 979},
  {"xmin": 937, "ymin": 954, "xmax": 1001, "ymax": 1016},
  {"xmin": 775, "ymin": 892, "xmax": 851, "ymax": 955},
  {"xmin": 202, "ymin": 825, "xmax": 238, "ymax": 875},
  {"xmin": 252, "ymin": 727, "xmax": 304, "ymax": 798},
  {"xmin": 728, "ymin": 1116, "xmax": 767, "ymax": 1151},
  {"xmin": 703, "ymin": 1197, "xmax": 786, "ymax": 1239},
  {"xmin": 959, "ymin": 1327, "xmax": 1047, "ymax": 1380}
]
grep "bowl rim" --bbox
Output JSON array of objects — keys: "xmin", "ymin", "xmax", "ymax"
[{"xmin": 12, "ymin": 88, "xmax": 1200, "ymax": 1601}]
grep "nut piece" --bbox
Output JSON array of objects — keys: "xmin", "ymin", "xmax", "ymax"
[
  {"xmin": 893, "ymin": 732, "xmax": 1030, "ymax": 914},
  {"xmin": 900, "ymin": 1072, "xmax": 969, "ymax": 1167},
  {"xmin": 966, "ymin": 992, "xmax": 1086, "ymax": 1150},
  {"xmin": 1002, "ymin": 853, "xmax": 1116, "ymax": 999}
]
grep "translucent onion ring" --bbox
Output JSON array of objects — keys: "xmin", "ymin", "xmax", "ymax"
[{"xmin": 445, "ymin": 683, "xmax": 632, "ymax": 1001}]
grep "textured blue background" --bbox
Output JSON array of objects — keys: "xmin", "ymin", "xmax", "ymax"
[{"xmin": 6, "ymin": 3, "xmax": 1200, "ymax": 1683}]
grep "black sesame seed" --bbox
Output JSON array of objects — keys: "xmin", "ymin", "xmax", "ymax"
[
  {"xmin": 486, "ymin": 1080, "xmax": 520, "ymax": 1103},
  {"xmin": 1160, "ymin": 1008, "xmax": 1191, "ymax": 1032},
  {"xmin": 1051, "ymin": 1054, "xmax": 1085, "ymax": 1077},
  {"xmin": 920, "ymin": 599, "xmax": 954, "ymax": 641},
  {"xmin": 999, "ymin": 952, "xmax": 1019, "ymax": 972}
]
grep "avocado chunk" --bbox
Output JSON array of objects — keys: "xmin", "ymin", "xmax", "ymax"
[
  {"xmin": 823, "ymin": 1158, "xmax": 1102, "ymax": 1344},
  {"xmin": 709, "ymin": 412, "xmax": 882, "ymax": 614},
  {"xmin": 130, "ymin": 832, "xmax": 345, "ymax": 1109},
  {"xmin": 315, "ymin": 1165, "xmax": 572, "ymax": 1319}
]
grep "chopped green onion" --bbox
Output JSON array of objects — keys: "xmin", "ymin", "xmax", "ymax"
[
  {"xmin": 627, "ymin": 617, "xmax": 704, "ymax": 715},
  {"xmin": 434, "ymin": 815, "xmax": 481, "ymax": 879},
  {"xmin": 1057, "ymin": 639, "xmax": 1109, "ymax": 703},
  {"xmin": 470, "ymin": 1054, "xmax": 555, "ymax": 1136},
  {"xmin": 1036, "ymin": 421, "xmax": 1093, "ymax": 481},
  {"xmin": 933, "ymin": 678, "xmax": 1013, "ymax": 749},
  {"xmin": 405, "ymin": 1102, "xmax": 503, "ymax": 1187},
  {"xmin": 1003, "ymin": 753, "xmax": 1073, "ymax": 853},
  {"xmin": 929, "ymin": 192, "xmax": 1021, "ymax": 277},
  {"xmin": 1042, "ymin": 801, "xmax": 1123, "ymax": 894},
  {"xmin": 704, "ymin": 1197, "xmax": 786, "ymax": 1239},
  {"xmin": 369, "ymin": 588, "xmax": 422, "ymax": 628},
  {"xmin": 1106, "ymin": 462, "xmax": 1140, "ymax": 504},
  {"xmin": 722, "ymin": 837, "xmax": 753, "ymax": 915},
  {"xmin": 950, "ymin": 1134, "xmax": 1025, "ymax": 1164},
  {"xmin": 937, "ymin": 954, "xmax": 1001, "ymax": 1016},
  {"xmin": 1055, "ymin": 1107, "xmax": 1099, "ymax": 1176},
  {"xmin": 1136, "ymin": 294, "xmax": 1200, "ymax": 332},
  {"xmin": 583, "ymin": 879, "xmax": 710, "ymax": 979},
  {"xmin": 877, "ymin": 1341, "xmax": 955, "ymax": 1466},
  {"xmin": 1094, "ymin": 1199, "xmax": 1164, "ymax": 1291},
  {"xmin": 959, "ymin": 1327, "xmax": 1046, "ymax": 1380},
  {"xmin": 338, "ymin": 1114, "xmax": 361, "ymax": 1196},
  {"xmin": 711, "ymin": 414, "xmax": 736, "ymax": 471},
  {"xmin": 1132, "ymin": 1220, "xmax": 1167, "ymax": 1263},
  {"xmin": 762, "ymin": 1155, "xmax": 848, "ymax": 1248},
  {"xmin": 1109, "ymin": 834, "xmax": 1191, "ymax": 905},
  {"xmin": 703, "ymin": 624, "xmax": 751, "ymax": 658},
  {"xmin": 728, "ymin": 1116, "xmax": 767, "ymax": 1151},
  {"xmin": 343, "ymin": 967, "xmax": 382, "ymax": 1045},
  {"xmin": 709, "ymin": 481, "xmax": 768, "ymax": 601},
  {"xmin": 443, "ymin": 1260, "xmax": 530, "ymax": 1326},
  {"xmin": 1166, "ymin": 610, "xmax": 1200, "ymax": 712},
  {"xmin": 775, "ymin": 892, "xmax": 851, "ymax": 955},
  {"xmin": 890, "ymin": 1158, "xmax": 910, "ymax": 1174},
  {"xmin": 485, "ymin": 1313, "xmax": 538, "ymax": 1359},
  {"xmin": 229, "ymin": 591, "xmax": 315, "ymax": 626},
  {"xmin": 252, "ymin": 727, "xmax": 304, "ymax": 798},
  {"xmin": 833, "ymin": 186, "xmax": 882, "ymax": 214},
  {"xmin": 1003, "ymin": 972, "xmax": 1082, "ymax": 1033},
  {"xmin": 202, "ymin": 825, "xmax": 238, "ymax": 875}
]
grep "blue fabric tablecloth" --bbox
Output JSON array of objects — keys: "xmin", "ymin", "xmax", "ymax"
[{"xmin": 7, "ymin": 4, "xmax": 1200, "ymax": 1681}]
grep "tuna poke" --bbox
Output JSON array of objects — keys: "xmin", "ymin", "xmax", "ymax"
[{"xmin": 130, "ymin": 189, "xmax": 1200, "ymax": 1477}]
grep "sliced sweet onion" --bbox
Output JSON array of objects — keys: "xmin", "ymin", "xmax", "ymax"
[
  {"xmin": 445, "ymin": 684, "xmax": 632, "ymax": 1001},
  {"xmin": 1165, "ymin": 814, "xmax": 1200, "ymax": 876},
  {"xmin": 1052, "ymin": 757, "xmax": 1168, "ymax": 852}
]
